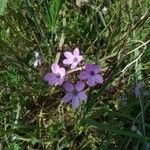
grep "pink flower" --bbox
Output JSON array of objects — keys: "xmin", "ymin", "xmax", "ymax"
[
  {"xmin": 79, "ymin": 64, "xmax": 103, "ymax": 87},
  {"xmin": 63, "ymin": 81, "xmax": 87, "ymax": 109},
  {"xmin": 63, "ymin": 48, "xmax": 83, "ymax": 69},
  {"xmin": 44, "ymin": 63, "xmax": 66, "ymax": 86}
]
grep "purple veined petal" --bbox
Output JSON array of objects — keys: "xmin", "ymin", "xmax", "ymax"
[
  {"xmin": 75, "ymin": 81, "xmax": 85, "ymax": 91},
  {"xmin": 51, "ymin": 63, "xmax": 60, "ymax": 73},
  {"xmin": 93, "ymin": 65, "xmax": 100, "ymax": 73},
  {"xmin": 79, "ymin": 71, "xmax": 89, "ymax": 80},
  {"xmin": 63, "ymin": 93, "xmax": 73, "ymax": 103},
  {"xmin": 94, "ymin": 74, "xmax": 103, "ymax": 84},
  {"xmin": 44, "ymin": 73, "xmax": 57, "ymax": 85},
  {"xmin": 73, "ymin": 48, "xmax": 80, "ymax": 56},
  {"xmin": 59, "ymin": 67, "xmax": 66, "ymax": 77},
  {"xmin": 64, "ymin": 51, "xmax": 74, "ymax": 59},
  {"xmin": 78, "ymin": 91, "xmax": 87, "ymax": 101},
  {"xmin": 85, "ymin": 64, "xmax": 94, "ymax": 71},
  {"xmin": 87, "ymin": 77, "xmax": 96, "ymax": 87},
  {"xmin": 63, "ymin": 58, "xmax": 73, "ymax": 65},
  {"xmin": 72, "ymin": 96, "xmax": 80, "ymax": 109},
  {"xmin": 64, "ymin": 82, "xmax": 74, "ymax": 92},
  {"xmin": 70, "ymin": 62, "xmax": 78, "ymax": 69},
  {"xmin": 44, "ymin": 73, "xmax": 51, "ymax": 81},
  {"xmin": 77, "ymin": 56, "xmax": 83, "ymax": 63}
]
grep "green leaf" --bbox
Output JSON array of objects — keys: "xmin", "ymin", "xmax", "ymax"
[
  {"xmin": 81, "ymin": 118, "xmax": 150, "ymax": 141},
  {"xmin": 51, "ymin": 0, "xmax": 63, "ymax": 29},
  {"xmin": 0, "ymin": 0, "xmax": 7, "ymax": 15}
]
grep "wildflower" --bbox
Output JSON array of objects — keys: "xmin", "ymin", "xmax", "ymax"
[
  {"xmin": 101, "ymin": 6, "xmax": 108, "ymax": 14},
  {"xmin": 63, "ymin": 48, "xmax": 83, "ymax": 69},
  {"xmin": 79, "ymin": 64, "xmax": 103, "ymax": 87},
  {"xmin": 63, "ymin": 81, "xmax": 87, "ymax": 109},
  {"xmin": 135, "ymin": 83, "xmax": 142, "ymax": 98},
  {"xmin": 44, "ymin": 63, "xmax": 66, "ymax": 85},
  {"xmin": 33, "ymin": 51, "xmax": 41, "ymax": 68}
]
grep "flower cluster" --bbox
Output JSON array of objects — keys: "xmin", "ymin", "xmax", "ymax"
[{"xmin": 44, "ymin": 48, "xmax": 103, "ymax": 109}]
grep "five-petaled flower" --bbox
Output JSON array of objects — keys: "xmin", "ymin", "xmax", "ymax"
[
  {"xmin": 63, "ymin": 81, "xmax": 87, "ymax": 109},
  {"xmin": 44, "ymin": 63, "xmax": 66, "ymax": 86},
  {"xmin": 79, "ymin": 64, "xmax": 103, "ymax": 87},
  {"xmin": 63, "ymin": 48, "xmax": 83, "ymax": 69}
]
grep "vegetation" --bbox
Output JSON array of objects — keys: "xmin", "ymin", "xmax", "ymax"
[{"xmin": 0, "ymin": 0, "xmax": 150, "ymax": 149}]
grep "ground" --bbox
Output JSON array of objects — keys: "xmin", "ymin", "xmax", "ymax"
[{"xmin": 0, "ymin": 0, "xmax": 150, "ymax": 149}]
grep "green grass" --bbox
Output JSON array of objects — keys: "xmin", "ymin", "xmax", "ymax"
[{"xmin": 0, "ymin": 0, "xmax": 150, "ymax": 149}]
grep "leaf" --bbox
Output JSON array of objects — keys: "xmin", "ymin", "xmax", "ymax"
[
  {"xmin": 44, "ymin": 0, "xmax": 52, "ymax": 28},
  {"xmin": 81, "ymin": 118, "xmax": 150, "ymax": 141},
  {"xmin": 51, "ymin": 0, "xmax": 63, "ymax": 29},
  {"xmin": 0, "ymin": 0, "xmax": 7, "ymax": 15}
]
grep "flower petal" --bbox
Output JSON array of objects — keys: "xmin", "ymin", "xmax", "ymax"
[
  {"xmin": 73, "ymin": 48, "xmax": 80, "ymax": 56},
  {"xmin": 38, "ymin": 59, "xmax": 42, "ymax": 66},
  {"xmin": 33, "ymin": 60, "xmax": 38, "ymax": 68},
  {"xmin": 63, "ymin": 93, "xmax": 73, "ymax": 103},
  {"xmin": 72, "ymin": 96, "xmax": 80, "ymax": 109},
  {"xmin": 87, "ymin": 77, "xmax": 96, "ymax": 87},
  {"xmin": 75, "ymin": 81, "xmax": 85, "ymax": 91},
  {"xmin": 93, "ymin": 65, "xmax": 100, "ymax": 73},
  {"xmin": 70, "ymin": 62, "xmax": 78, "ymax": 69},
  {"xmin": 44, "ymin": 73, "xmax": 57, "ymax": 85},
  {"xmin": 85, "ymin": 64, "xmax": 93, "ymax": 71},
  {"xmin": 77, "ymin": 56, "xmax": 83, "ymax": 63},
  {"xmin": 79, "ymin": 71, "xmax": 89, "ymax": 80},
  {"xmin": 57, "ymin": 78, "xmax": 64, "ymax": 85},
  {"xmin": 63, "ymin": 58, "xmax": 73, "ymax": 65},
  {"xmin": 51, "ymin": 63, "xmax": 60, "ymax": 73},
  {"xmin": 64, "ymin": 51, "xmax": 74, "ymax": 59},
  {"xmin": 95, "ymin": 74, "xmax": 103, "ymax": 84},
  {"xmin": 34, "ymin": 51, "xmax": 39, "ymax": 58},
  {"xmin": 59, "ymin": 67, "xmax": 66, "ymax": 77},
  {"xmin": 64, "ymin": 82, "xmax": 74, "ymax": 92},
  {"xmin": 78, "ymin": 91, "xmax": 87, "ymax": 101}
]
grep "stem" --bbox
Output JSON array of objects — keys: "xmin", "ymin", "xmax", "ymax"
[{"xmin": 66, "ymin": 66, "xmax": 85, "ymax": 75}]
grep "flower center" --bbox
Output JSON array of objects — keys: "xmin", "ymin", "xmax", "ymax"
[
  {"xmin": 73, "ymin": 57, "xmax": 78, "ymax": 62},
  {"xmin": 73, "ymin": 90, "xmax": 78, "ymax": 96},
  {"xmin": 56, "ymin": 73, "xmax": 61, "ymax": 79},
  {"xmin": 89, "ymin": 71, "xmax": 95, "ymax": 76}
]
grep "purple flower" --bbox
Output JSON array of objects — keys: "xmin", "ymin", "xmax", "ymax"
[
  {"xmin": 44, "ymin": 63, "xmax": 66, "ymax": 86},
  {"xmin": 79, "ymin": 64, "xmax": 103, "ymax": 87},
  {"xmin": 63, "ymin": 81, "xmax": 87, "ymax": 109},
  {"xmin": 63, "ymin": 48, "xmax": 83, "ymax": 69},
  {"xmin": 135, "ymin": 83, "xmax": 142, "ymax": 98}
]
